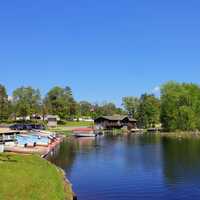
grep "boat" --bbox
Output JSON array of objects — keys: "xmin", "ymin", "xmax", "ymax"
[
  {"xmin": 73, "ymin": 133, "xmax": 97, "ymax": 137},
  {"xmin": 131, "ymin": 128, "xmax": 144, "ymax": 133},
  {"xmin": 72, "ymin": 128, "xmax": 97, "ymax": 137}
]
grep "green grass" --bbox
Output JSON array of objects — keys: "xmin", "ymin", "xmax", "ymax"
[
  {"xmin": 60, "ymin": 121, "xmax": 94, "ymax": 127},
  {"xmin": 0, "ymin": 153, "xmax": 73, "ymax": 200},
  {"xmin": 49, "ymin": 129, "xmax": 72, "ymax": 136},
  {"xmin": 48, "ymin": 121, "xmax": 94, "ymax": 135},
  {"xmin": 48, "ymin": 126, "xmax": 72, "ymax": 136}
]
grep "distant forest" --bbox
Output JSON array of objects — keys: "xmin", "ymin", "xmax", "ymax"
[{"xmin": 0, "ymin": 81, "xmax": 200, "ymax": 132}]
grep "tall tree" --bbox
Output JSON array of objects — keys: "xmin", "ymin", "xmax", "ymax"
[
  {"xmin": 92, "ymin": 102, "xmax": 125, "ymax": 118},
  {"xmin": 0, "ymin": 84, "xmax": 9, "ymax": 121},
  {"xmin": 12, "ymin": 87, "xmax": 41, "ymax": 119},
  {"xmin": 138, "ymin": 94, "xmax": 160, "ymax": 128},
  {"xmin": 79, "ymin": 101, "xmax": 93, "ymax": 116},
  {"xmin": 64, "ymin": 87, "xmax": 77, "ymax": 118},
  {"xmin": 122, "ymin": 97, "xmax": 139, "ymax": 118},
  {"xmin": 100, "ymin": 102, "xmax": 122, "ymax": 116},
  {"xmin": 44, "ymin": 86, "xmax": 76, "ymax": 119},
  {"xmin": 161, "ymin": 81, "xmax": 200, "ymax": 131}
]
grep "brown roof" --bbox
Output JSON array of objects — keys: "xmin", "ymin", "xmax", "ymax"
[{"xmin": 95, "ymin": 116, "xmax": 137, "ymax": 122}]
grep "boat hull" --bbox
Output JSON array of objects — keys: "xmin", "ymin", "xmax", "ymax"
[{"xmin": 73, "ymin": 132, "xmax": 97, "ymax": 137}]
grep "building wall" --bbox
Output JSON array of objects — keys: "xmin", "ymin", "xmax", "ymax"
[{"xmin": 47, "ymin": 118, "xmax": 57, "ymax": 127}]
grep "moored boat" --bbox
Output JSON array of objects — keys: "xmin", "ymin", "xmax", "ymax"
[{"xmin": 73, "ymin": 128, "xmax": 97, "ymax": 137}]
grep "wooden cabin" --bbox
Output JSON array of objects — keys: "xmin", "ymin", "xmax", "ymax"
[{"xmin": 94, "ymin": 116, "xmax": 137, "ymax": 130}]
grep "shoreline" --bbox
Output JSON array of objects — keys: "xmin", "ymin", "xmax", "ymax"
[
  {"xmin": 1, "ymin": 129, "xmax": 76, "ymax": 200},
  {"xmin": 44, "ymin": 155, "xmax": 77, "ymax": 200},
  {"xmin": 3, "ymin": 127, "xmax": 200, "ymax": 200},
  {"xmin": 43, "ymin": 135, "xmax": 77, "ymax": 200},
  {"xmin": 128, "ymin": 130, "xmax": 200, "ymax": 139},
  {"xmin": 0, "ymin": 152, "xmax": 74, "ymax": 200},
  {"xmin": 156, "ymin": 131, "xmax": 200, "ymax": 139}
]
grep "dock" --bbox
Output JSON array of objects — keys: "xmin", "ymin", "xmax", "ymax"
[
  {"xmin": 0, "ymin": 128, "xmax": 20, "ymax": 134},
  {"xmin": 0, "ymin": 128, "xmax": 20, "ymax": 143},
  {"xmin": 0, "ymin": 128, "xmax": 63, "ymax": 157}
]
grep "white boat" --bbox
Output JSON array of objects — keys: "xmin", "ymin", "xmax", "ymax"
[
  {"xmin": 73, "ymin": 133, "xmax": 97, "ymax": 137},
  {"xmin": 73, "ymin": 128, "xmax": 97, "ymax": 137}
]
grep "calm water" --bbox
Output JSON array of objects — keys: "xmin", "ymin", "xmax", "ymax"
[{"xmin": 48, "ymin": 134, "xmax": 200, "ymax": 200}]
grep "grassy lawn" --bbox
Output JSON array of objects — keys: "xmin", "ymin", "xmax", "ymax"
[
  {"xmin": 48, "ymin": 121, "xmax": 94, "ymax": 135},
  {"xmin": 49, "ymin": 128, "xmax": 72, "ymax": 136},
  {"xmin": 0, "ymin": 153, "xmax": 73, "ymax": 200},
  {"xmin": 61, "ymin": 121, "xmax": 94, "ymax": 127},
  {"xmin": 48, "ymin": 126, "xmax": 73, "ymax": 136}
]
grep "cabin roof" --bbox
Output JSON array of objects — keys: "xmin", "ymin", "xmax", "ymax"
[
  {"xmin": 95, "ymin": 115, "xmax": 137, "ymax": 122},
  {"xmin": 45, "ymin": 115, "xmax": 60, "ymax": 121}
]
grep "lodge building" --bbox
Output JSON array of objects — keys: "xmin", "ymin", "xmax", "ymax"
[{"xmin": 94, "ymin": 116, "xmax": 137, "ymax": 130}]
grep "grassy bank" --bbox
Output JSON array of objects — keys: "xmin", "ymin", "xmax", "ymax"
[{"xmin": 0, "ymin": 153, "xmax": 73, "ymax": 200}]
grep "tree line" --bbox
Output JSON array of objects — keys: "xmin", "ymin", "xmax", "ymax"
[
  {"xmin": 122, "ymin": 81, "xmax": 200, "ymax": 132},
  {"xmin": 0, "ymin": 84, "xmax": 125, "ymax": 122},
  {"xmin": 0, "ymin": 81, "xmax": 200, "ymax": 132}
]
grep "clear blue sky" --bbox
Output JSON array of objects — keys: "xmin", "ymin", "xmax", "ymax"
[{"xmin": 0, "ymin": 0, "xmax": 200, "ymax": 105}]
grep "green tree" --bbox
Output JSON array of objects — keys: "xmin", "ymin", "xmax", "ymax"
[
  {"xmin": 122, "ymin": 97, "xmax": 139, "ymax": 118},
  {"xmin": 101, "ymin": 102, "xmax": 118, "ymax": 116},
  {"xmin": 12, "ymin": 87, "xmax": 41, "ymax": 119},
  {"xmin": 138, "ymin": 94, "xmax": 160, "ymax": 128},
  {"xmin": 44, "ymin": 86, "xmax": 76, "ymax": 119},
  {"xmin": 160, "ymin": 82, "xmax": 180, "ymax": 131},
  {"xmin": 65, "ymin": 87, "xmax": 77, "ymax": 118},
  {"xmin": 79, "ymin": 101, "xmax": 93, "ymax": 116},
  {"xmin": 160, "ymin": 81, "xmax": 200, "ymax": 131},
  {"xmin": 92, "ymin": 102, "xmax": 124, "ymax": 119},
  {"xmin": 177, "ymin": 106, "xmax": 196, "ymax": 131},
  {"xmin": 0, "ymin": 84, "xmax": 9, "ymax": 121}
]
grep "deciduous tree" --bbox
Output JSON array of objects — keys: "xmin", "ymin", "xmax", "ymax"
[
  {"xmin": 0, "ymin": 84, "xmax": 9, "ymax": 121},
  {"xmin": 138, "ymin": 94, "xmax": 160, "ymax": 128},
  {"xmin": 12, "ymin": 87, "xmax": 41, "ymax": 119},
  {"xmin": 122, "ymin": 96, "xmax": 139, "ymax": 118}
]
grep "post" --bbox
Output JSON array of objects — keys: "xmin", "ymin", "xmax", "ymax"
[{"xmin": 0, "ymin": 142, "xmax": 4, "ymax": 153}]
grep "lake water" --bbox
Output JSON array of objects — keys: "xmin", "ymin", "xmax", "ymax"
[{"xmin": 48, "ymin": 134, "xmax": 200, "ymax": 200}]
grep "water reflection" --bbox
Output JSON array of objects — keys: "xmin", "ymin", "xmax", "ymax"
[
  {"xmin": 48, "ymin": 137, "xmax": 99, "ymax": 174},
  {"xmin": 47, "ymin": 138, "xmax": 77, "ymax": 174},
  {"xmin": 162, "ymin": 137, "xmax": 200, "ymax": 185},
  {"xmin": 48, "ymin": 134, "xmax": 200, "ymax": 200},
  {"xmin": 123, "ymin": 135, "xmax": 163, "ymax": 171}
]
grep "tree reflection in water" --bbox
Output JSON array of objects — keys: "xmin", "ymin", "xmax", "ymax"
[{"xmin": 162, "ymin": 137, "xmax": 200, "ymax": 185}]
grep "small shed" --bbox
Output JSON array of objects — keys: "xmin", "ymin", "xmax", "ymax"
[
  {"xmin": 94, "ymin": 115, "xmax": 137, "ymax": 130},
  {"xmin": 46, "ymin": 115, "xmax": 60, "ymax": 127}
]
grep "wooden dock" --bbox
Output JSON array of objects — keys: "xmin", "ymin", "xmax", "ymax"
[
  {"xmin": 0, "ymin": 128, "xmax": 20, "ymax": 143},
  {"xmin": 0, "ymin": 128, "xmax": 20, "ymax": 134}
]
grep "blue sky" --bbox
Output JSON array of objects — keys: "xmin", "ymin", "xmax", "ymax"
[{"xmin": 0, "ymin": 0, "xmax": 200, "ymax": 105}]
